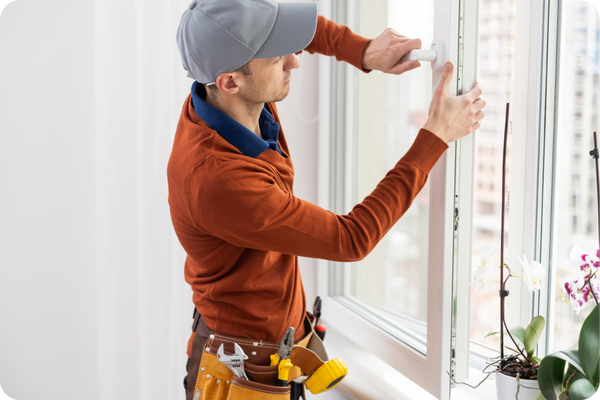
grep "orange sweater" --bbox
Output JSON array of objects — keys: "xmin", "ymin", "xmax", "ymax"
[{"xmin": 167, "ymin": 16, "xmax": 449, "ymax": 353}]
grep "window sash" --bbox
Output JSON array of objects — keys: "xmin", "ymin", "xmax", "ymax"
[
  {"xmin": 323, "ymin": 0, "xmax": 586, "ymax": 396},
  {"xmin": 324, "ymin": 0, "xmax": 464, "ymax": 398}
]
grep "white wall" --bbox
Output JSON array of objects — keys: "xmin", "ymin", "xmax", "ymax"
[{"xmin": 0, "ymin": 1, "xmax": 98, "ymax": 399}]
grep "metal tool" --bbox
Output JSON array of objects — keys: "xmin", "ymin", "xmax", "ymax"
[
  {"xmin": 270, "ymin": 327, "xmax": 295, "ymax": 386},
  {"xmin": 313, "ymin": 296, "xmax": 322, "ymax": 325},
  {"xmin": 217, "ymin": 343, "xmax": 249, "ymax": 380}
]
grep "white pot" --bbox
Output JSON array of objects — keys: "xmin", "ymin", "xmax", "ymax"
[{"xmin": 495, "ymin": 371, "xmax": 541, "ymax": 400}]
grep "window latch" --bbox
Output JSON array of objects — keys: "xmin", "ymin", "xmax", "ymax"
[{"xmin": 401, "ymin": 39, "xmax": 447, "ymax": 89}]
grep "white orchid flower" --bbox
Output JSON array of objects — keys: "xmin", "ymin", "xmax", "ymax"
[
  {"xmin": 567, "ymin": 245, "xmax": 600, "ymax": 273},
  {"xmin": 562, "ymin": 247, "xmax": 600, "ymax": 314},
  {"xmin": 471, "ymin": 243, "xmax": 498, "ymax": 293},
  {"xmin": 518, "ymin": 255, "xmax": 546, "ymax": 293},
  {"xmin": 563, "ymin": 277, "xmax": 588, "ymax": 314}
]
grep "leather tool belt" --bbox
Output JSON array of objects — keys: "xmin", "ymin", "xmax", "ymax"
[{"xmin": 187, "ymin": 312, "xmax": 329, "ymax": 400}]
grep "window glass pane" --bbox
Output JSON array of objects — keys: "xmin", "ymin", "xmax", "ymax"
[
  {"xmin": 470, "ymin": 0, "xmax": 516, "ymax": 352},
  {"xmin": 550, "ymin": 0, "xmax": 599, "ymax": 352},
  {"xmin": 346, "ymin": 0, "xmax": 433, "ymax": 351}
]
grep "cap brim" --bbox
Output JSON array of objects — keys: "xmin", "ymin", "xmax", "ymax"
[{"xmin": 253, "ymin": 2, "xmax": 318, "ymax": 59}]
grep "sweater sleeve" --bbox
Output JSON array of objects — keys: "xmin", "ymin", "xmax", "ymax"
[
  {"xmin": 302, "ymin": 15, "xmax": 371, "ymax": 72},
  {"xmin": 189, "ymin": 129, "xmax": 448, "ymax": 263}
]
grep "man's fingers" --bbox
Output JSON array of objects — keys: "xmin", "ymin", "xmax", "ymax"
[
  {"xmin": 389, "ymin": 61, "xmax": 421, "ymax": 75},
  {"xmin": 474, "ymin": 110, "xmax": 485, "ymax": 122},
  {"xmin": 468, "ymin": 83, "xmax": 483, "ymax": 100},
  {"xmin": 435, "ymin": 62, "xmax": 454, "ymax": 95},
  {"xmin": 399, "ymin": 38, "xmax": 423, "ymax": 55},
  {"xmin": 474, "ymin": 97, "xmax": 486, "ymax": 110}
]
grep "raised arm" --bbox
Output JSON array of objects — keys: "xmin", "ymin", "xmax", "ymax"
[{"xmin": 304, "ymin": 15, "xmax": 423, "ymax": 75}]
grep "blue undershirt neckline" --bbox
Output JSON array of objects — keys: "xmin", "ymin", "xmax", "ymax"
[{"xmin": 190, "ymin": 81, "xmax": 283, "ymax": 158}]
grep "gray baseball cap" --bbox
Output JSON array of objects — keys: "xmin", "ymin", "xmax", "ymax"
[{"xmin": 177, "ymin": 0, "xmax": 318, "ymax": 84}]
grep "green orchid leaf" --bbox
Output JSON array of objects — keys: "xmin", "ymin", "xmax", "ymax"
[
  {"xmin": 507, "ymin": 326, "xmax": 526, "ymax": 350},
  {"xmin": 553, "ymin": 350, "xmax": 586, "ymax": 376},
  {"xmin": 524, "ymin": 315, "xmax": 545, "ymax": 357},
  {"xmin": 485, "ymin": 328, "xmax": 525, "ymax": 350},
  {"xmin": 532, "ymin": 356, "xmax": 543, "ymax": 364},
  {"xmin": 538, "ymin": 356, "xmax": 567, "ymax": 400},
  {"xmin": 537, "ymin": 394, "xmax": 547, "ymax": 400},
  {"xmin": 568, "ymin": 371, "xmax": 598, "ymax": 400},
  {"xmin": 579, "ymin": 304, "xmax": 600, "ymax": 385}
]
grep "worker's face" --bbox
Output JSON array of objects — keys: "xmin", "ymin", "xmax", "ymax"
[{"xmin": 239, "ymin": 54, "xmax": 301, "ymax": 104}]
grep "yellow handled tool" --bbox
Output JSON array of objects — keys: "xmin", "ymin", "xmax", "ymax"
[{"xmin": 271, "ymin": 327, "xmax": 295, "ymax": 386}]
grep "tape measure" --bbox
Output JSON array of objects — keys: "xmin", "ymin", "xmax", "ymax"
[{"xmin": 305, "ymin": 358, "xmax": 348, "ymax": 394}]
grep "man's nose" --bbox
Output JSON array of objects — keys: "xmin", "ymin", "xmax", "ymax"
[{"xmin": 284, "ymin": 54, "xmax": 301, "ymax": 71}]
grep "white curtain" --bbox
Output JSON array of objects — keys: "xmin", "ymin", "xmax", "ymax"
[{"xmin": 94, "ymin": 0, "xmax": 194, "ymax": 399}]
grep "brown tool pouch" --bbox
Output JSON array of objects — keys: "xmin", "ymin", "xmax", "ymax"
[
  {"xmin": 192, "ymin": 350, "xmax": 290, "ymax": 400},
  {"xmin": 187, "ymin": 312, "xmax": 328, "ymax": 400}
]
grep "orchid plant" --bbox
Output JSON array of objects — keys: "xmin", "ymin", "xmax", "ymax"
[
  {"xmin": 537, "ymin": 131, "xmax": 600, "ymax": 400},
  {"xmin": 562, "ymin": 245, "xmax": 600, "ymax": 314},
  {"xmin": 473, "ymin": 103, "xmax": 547, "ymax": 382},
  {"xmin": 472, "ymin": 245, "xmax": 547, "ymax": 370},
  {"xmin": 471, "ymin": 246, "xmax": 547, "ymax": 296},
  {"xmin": 538, "ymin": 247, "xmax": 600, "ymax": 400}
]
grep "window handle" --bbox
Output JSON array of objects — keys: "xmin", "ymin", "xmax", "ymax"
[
  {"xmin": 402, "ymin": 48, "xmax": 437, "ymax": 62},
  {"xmin": 401, "ymin": 39, "xmax": 447, "ymax": 90}
]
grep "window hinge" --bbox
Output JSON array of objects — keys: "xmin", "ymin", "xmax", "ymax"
[
  {"xmin": 454, "ymin": 206, "xmax": 460, "ymax": 231},
  {"xmin": 450, "ymin": 333, "xmax": 457, "ymax": 386}
]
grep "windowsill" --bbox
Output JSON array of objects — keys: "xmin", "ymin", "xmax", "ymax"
[{"xmin": 323, "ymin": 322, "xmax": 498, "ymax": 400}]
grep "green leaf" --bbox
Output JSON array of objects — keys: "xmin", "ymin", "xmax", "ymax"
[
  {"xmin": 532, "ymin": 356, "xmax": 543, "ymax": 364},
  {"xmin": 507, "ymin": 325, "xmax": 526, "ymax": 350},
  {"xmin": 525, "ymin": 315, "xmax": 545, "ymax": 357},
  {"xmin": 485, "ymin": 328, "xmax": 525, "ymax": 351},
  {"xmin": 538, "ymin": 350, "xmax": 588, "ymax": 400},
  {"xmin": 579, "ymin": 304, "xmax": 600, "ymax": 386},
  {"xmin": 538, "ymin": 356, "xmax": 567, "ymax": 400},
  {"xmin": 568, "ymin": 371, "xmax": 598, "ymax": 400},
  {"xmin": 534, "ymin": 393, "xmax": 546, "ymax": 400},
  {"xmin": 553, "ymin": 350, "xmax": 586, "ymax": 376}
]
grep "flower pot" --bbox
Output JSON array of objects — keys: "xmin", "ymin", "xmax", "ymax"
[{"xmin": 495, "ymin": 371, "xmax": 541, "ymax": 400}]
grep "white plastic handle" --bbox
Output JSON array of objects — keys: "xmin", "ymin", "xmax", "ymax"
[
  {"xmin": 401, "ymin": 49, "xmax": 437, "ymax": 62},
  {"xmin": 400, "ymin": 40, "xmax": 447, "ymax": 90}
]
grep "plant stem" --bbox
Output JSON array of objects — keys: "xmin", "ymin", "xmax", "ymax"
[
  {"xmin": 503, "ymin": 319, "xmax": 528, "ymax": 361},
  {"xmin": 590, "ymin": 132, "xmax": 600, "ymax": 305},
  {"xmin": 503, "ymin": 263, "xmax": 514, "ymax": 286},
  {"xmin": 500, "ymin": 103, "xmax": 510, "ymax": 364},
  {"xmin": 586, "ymin": 270, "xmax": 599, "ymax": 304}
]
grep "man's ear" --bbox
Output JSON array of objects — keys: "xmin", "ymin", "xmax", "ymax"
[{"xmin": 215, "ymin": 72, "xmax": 241, "ymax": 95}]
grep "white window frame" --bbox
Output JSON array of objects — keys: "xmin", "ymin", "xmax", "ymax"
[
  {"xmin": 316, "ymin": 0, "xmax": 562, "ymax": 398},
  {"xmin": 316, "ymin": 0, "xmax": 463, "ymax": 398}
]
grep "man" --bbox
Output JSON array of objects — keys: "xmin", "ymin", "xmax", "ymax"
[{"xmin": 170, "ymin": 0, "xmax": 485, "ymax": 399}]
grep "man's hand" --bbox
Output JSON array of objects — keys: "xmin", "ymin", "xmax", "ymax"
[
  {"xmin": 361, "ymin": 28, "xmax": 422, "ymax": 75},
  {"xmin": 423, "ymin": 62, "xmax": 485, "ymax": 143}
]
